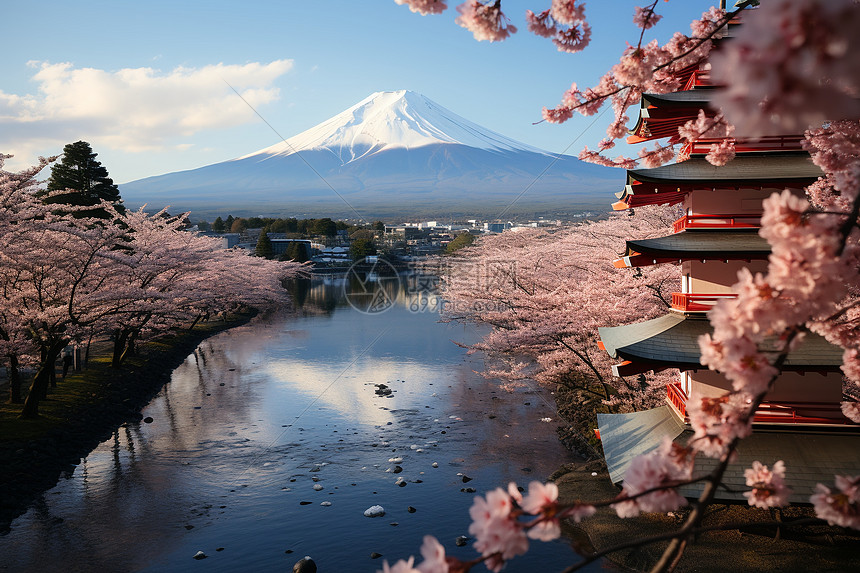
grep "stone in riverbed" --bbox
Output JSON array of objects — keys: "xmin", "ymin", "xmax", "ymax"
[
  {"xmin": 293, "ymin": 556, "xmax": 317, "ymax": 573},
  {"xmin": 193, "ymin": 551, "xmax": 207, "ymax": 560},
  {"xmin": 364, "ymin": 505, "xmax": 385, "ymax": 517}
]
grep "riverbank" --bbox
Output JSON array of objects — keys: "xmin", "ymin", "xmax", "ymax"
[
  {"xmin": 550, "ymin": 461, "xmax": 860, "ymax": 572},
  {"xmin": 0, "ymin": 310, "xmax": 257, "ymax": 532}
]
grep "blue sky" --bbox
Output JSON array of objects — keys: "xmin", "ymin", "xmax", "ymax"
[{"xmin": 2, "ymin": 1, "xmax": 713, "ymax": 183}]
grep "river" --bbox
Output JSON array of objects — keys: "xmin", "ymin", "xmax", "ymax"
[{"xmin": 1, "ymin": 272, "xmax": 595, "ymax": 572}]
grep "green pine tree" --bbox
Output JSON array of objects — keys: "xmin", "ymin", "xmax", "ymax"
[
  {"xmin": 42, "ymin": 141, "xmax": 123, "ymax": 216},
  {"xmin": 282, "ymin": 241, "xmax": 310, "ymax": 262},
  {"xmin": 212, "ymin": 216, "xmax": 226, "ymax": 232},
  {"xmin": 256, "ymin": 227, "xmax": 273, "ymax": 258}
]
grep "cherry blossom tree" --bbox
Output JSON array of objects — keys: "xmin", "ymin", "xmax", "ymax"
[
  {"xmin": 0, "ymin": 156, "xmax": 306, "ymax": 416},
  {"xmin": 441, "ymin": 206, "xmax": 679, "ymax": 409},
  {"xmin": 386, "ymin": 1, "xmax": 860, "ymax": 571}
]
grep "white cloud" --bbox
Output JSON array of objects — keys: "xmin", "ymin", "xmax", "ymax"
[{"xmin": 1, "ymin": 59, "xmax": 294, "ymax": 166}]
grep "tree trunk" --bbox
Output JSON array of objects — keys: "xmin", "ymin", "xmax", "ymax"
[
  {"xmin": 188, "ymin": 314, "xmax": 203, "ymax": 332},
  {"xmin": 112, "ymin": 329, "xmax": 129, "ymax": 369},
  {"xmin": 116, "ymin": 330, "xmax": 138, "ymax": 367},
  {"xmin": 8, "ymin": 354, "xmax": 23, "ymax": 404},
  {"xmin": 85, "ymin": 333, "xmax": 93, "ymax": 368},
  {"xmin": 22, "ymin": 365, "xmax": 49, "ymax": 419},
  {"xmin": 22, "ymin": 342, "xmax": 63, "ymax": 418}
]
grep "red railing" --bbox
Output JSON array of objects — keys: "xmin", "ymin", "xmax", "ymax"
[
  {"xmin": 682, "ymin": 69, "xmax": 711, "ymax": 90},
  {"xmin": 671, "ymin": 292, "xmax": 738, "ymax": 312},
  {"xmin": 753, "ymin": 402, "xmax": 853, "ymax": 425},
  {"xmin": 680, "ymin": 135, "xmax": 804, "ymax": 157},
  {"xmin": 667, "ymin": 383, "xmax": 687, "ymax": 419},
  {"xmin": 672, "ymin": 214, "xmax": 761, "ymax": 233},
  {"xmin": 666, "ymin": 382, "xmax": 854, "ymax": 426}
]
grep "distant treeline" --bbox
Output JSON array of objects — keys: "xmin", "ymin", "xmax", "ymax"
[{"xmin": 199, "ymin": 215, "xmax": 386, "ymax": 237}]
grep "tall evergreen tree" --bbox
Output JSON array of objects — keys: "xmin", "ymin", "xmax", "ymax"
[
  {"xmin": 212, "ymin": 216, "xmax": 226, "ymax": 232},
  {"xmin": 43, "ymin": 141, "xmax": 122, "ymax": 214},
  {"xmin": 255, "ymin": 227, "xmax": 273, "ymax": 258}
]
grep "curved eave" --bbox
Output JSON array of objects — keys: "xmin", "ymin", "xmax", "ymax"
[
  {"xmin": 626, "ymin": 155, "xmax": 823, "ymax": 188},
  {"xmin": 612, "ymin": 191, "xmax": 687, "ymax": 211},
  {"xmin": 627, "ymin": 90, "xmax": 717, "ymax": 142},
  {"xmin": 623, "ymin": 231, "xmax": 771, "ymax": 261},
  {"xmin": 598, "ymin": 314, "xmax": 843, "ymax": 370}
]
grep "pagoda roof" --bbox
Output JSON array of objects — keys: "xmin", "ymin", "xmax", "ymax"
[
  {"xmin": 598, "ymin": 314, "xmax": 843, "ymax": 371},
  {"xmin": 613, "ymin": 155, "xmax": 823, "ymax": 210},
  {"xmin": 641, "ymin": 90, "xmax": 715, "ymax": 107},
  {"xmin": 616, "ymin": 230, "xmax": 771, "ymax": 266},
  {"xmin": 628, "ymin": 90, "xmax": 715, "ymax": 142},
  {"xmin": 627, "ymin": 154, "xmax": 822, "ymax": 186}
]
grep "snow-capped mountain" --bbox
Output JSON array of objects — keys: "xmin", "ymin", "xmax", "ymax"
[{"xmin": 120, "ymin": 90, "xmax": 617, "ymax": 218}]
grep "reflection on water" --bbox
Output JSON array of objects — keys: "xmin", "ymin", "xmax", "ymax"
[{"xmin": 0, "ymin": 275, "xmax": 595, "ymax": 573}]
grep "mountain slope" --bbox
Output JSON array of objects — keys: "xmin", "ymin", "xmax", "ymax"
[{"xmin": 120, "ymin": 90, "xmax": 618, "ymax": 218}]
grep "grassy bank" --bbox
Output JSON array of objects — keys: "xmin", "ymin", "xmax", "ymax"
[{"xmin": 0, "ymin": 310, "xmax": 257, "ymax": 532}]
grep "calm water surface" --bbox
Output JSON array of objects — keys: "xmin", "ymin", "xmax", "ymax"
[{"xmin": 1, "ymin": 275, "xmax": 600, "ymax": 572}]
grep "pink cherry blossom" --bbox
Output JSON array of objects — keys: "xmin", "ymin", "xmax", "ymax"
[
  {"xmin": 578, "ymin": 147, "xmax": 637, "ymax": 169},
  {"xmin": 613, "ymin": 437, "xmax": 692, "ymax": 517},
  {"xmin": 378, "ymin": 556, "xmax": 421, "ymax": 573},
  {"xmin": 416, "ymin": 536, "xmax": 450, "ymax": 573},
  {"xmin": 685, "ymin": 391, "xmax": 754, "ymax": 459},
  {"xmin": 811, "ymin": 475, "xmax": 860, "ymax": 529},
  {"xmin": 842, "ymin": 400, "xmax": 860, "ymax": 423},
  {"xmin": 633, "ymin": 5, "xmax": 662, "ymax": 30},
  {"xmin": 525, "ymin": 9, "xmax": 556, "ymax": 38},
  {"xmin": 550, "ymin": 0, "xmax": 586, "ymax": 26},
  {"xmin": 712, "ymin": 0, "xmax": 860, "ymax": 137},
  {"xmin": 455, "ymin": 1, "xmax": 516, "ymax": 42},
  {"xmin": 467, "ymin": 486, "xmax": 528, "ymax": 571},
  {"xmin": 743, "ymin": 461, "xmax": 792, "ymax": 508},
  {"xmin": 705, "ymin": 139, "xmax": 736, "ymax": 166},
  {"xmin": 520, "ymin": 481, "xmax": 559, "ymax": 514},
  {"xmin": 394, "ymin": 0, "xmax": 447, "ymax": 16},
  {"xmin": 637, "ymin": 143, "xmax": 675, "ymax": 168}
]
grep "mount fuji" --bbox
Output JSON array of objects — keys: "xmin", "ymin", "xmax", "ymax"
[{"xmin": 120, "ymin": 90, "xmax": 618, "ymax": 219}]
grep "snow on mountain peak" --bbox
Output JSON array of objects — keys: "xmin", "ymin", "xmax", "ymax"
[{"xmin": 240, "ymin": 90, "xmax": 548, "ymax": 163}]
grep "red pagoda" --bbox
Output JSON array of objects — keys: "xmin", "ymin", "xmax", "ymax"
[{"xmin": 595, "ymin": 21, "xmax": 860, "ymax": 501}]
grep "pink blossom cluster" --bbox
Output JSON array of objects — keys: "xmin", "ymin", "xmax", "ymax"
[
  {"xmin": 0, "ymin": 156, "xmax": 307, "ymax": 416},
  {"xmin": 632, "ymin": 5, "xmax": 661, "ymax": 30},
  {"xmin": 685, "ymin": 392, "xmax": 754, "ymax": 459},
  {"xmin": 455, "ymin": 1, "xmax": 516, "ymax": 42},
  {"xmin": 441, "ymin": 203, "xmax": 679, "ymax": 401},
  {"xmin": 711, "ymin": 0, "xmax": 860, "ymax": 137},
  {"xmin": 676, "ymin": 110, "xmax": 736, "ymax": 166},
  {"xmin": 743, "ymin": 461, "xmax": 792, "ymax": 509},
  {"xmin": 637, "ymin": 142, "xmax": 675, "ymax": 169},
  {"xmin": 525, "ymin": 1, "xmax": 591, "ymax": 53},
  {"xmin": 613, "ymin": 438, "xmax": 693, "ymax": 517},
  {"xmin": 578, "ymin": 147, "xmax": 637, "ymax": 170},
  {"xmin": 383, "ymin": 480, "xmax": 597, "ymax": 572},
  {"xmin": 378, "ymin": 535, "xmax": 462, "ymax": 573},
  {"xmin": 468, "ymin": 483, "xmax": 529, "ymax": 570},
  {"xmin": 810, "ymin": 475, "xmax": 860, "ymax": 529},
  {"xmin": 394, "ymin": 0, "xmax": 448, "ymax": 16}
]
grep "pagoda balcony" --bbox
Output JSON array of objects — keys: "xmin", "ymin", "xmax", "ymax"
[
  {"xmin": 680, "ymin": 135, "xmax": 804, "ymax": 156},
  {"xmin": 672, "ymin": 214, "xmax": 761, "ymax": 233},
  {"xmin": 666, "ymin": 383, "xmax": 854, "ymax": 426},
  {"xmin": 681, "ymin": 69, "xmax": 711, "ymax": 90},
  {"xmin": 670, "ymin": 292, "xmax": 738, "ymax": 313}
]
